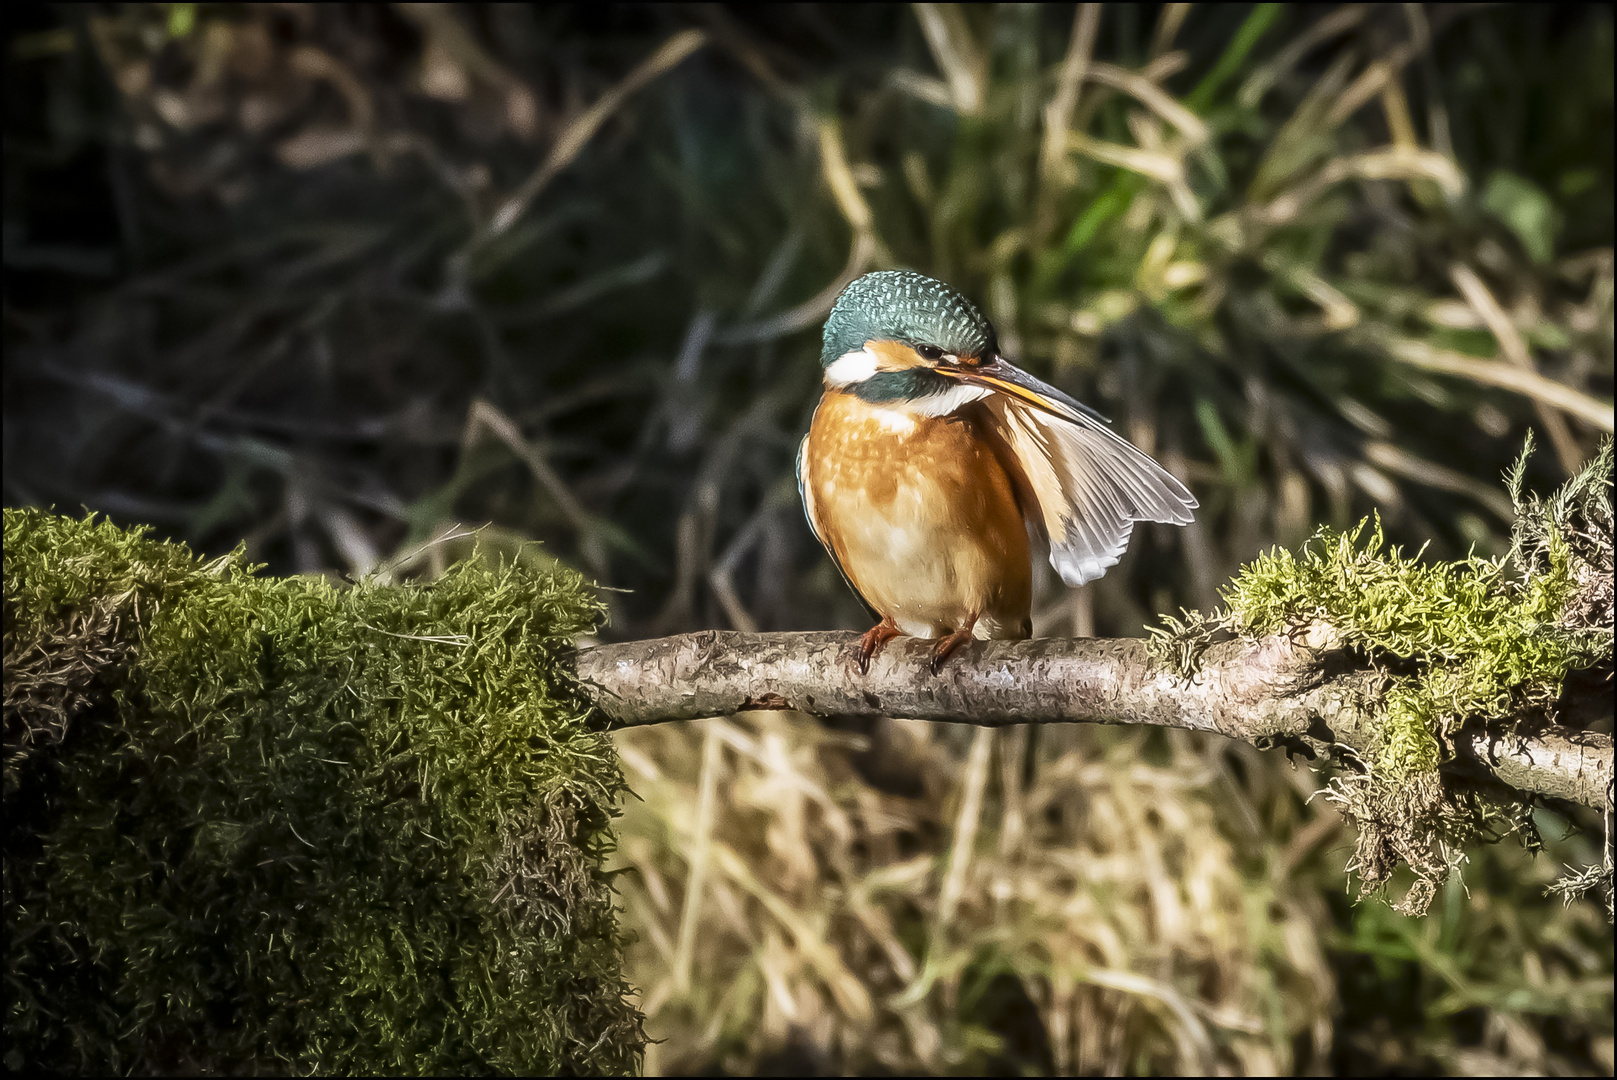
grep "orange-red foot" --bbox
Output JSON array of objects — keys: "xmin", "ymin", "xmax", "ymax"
[
  {"xmin": 928, "ymin": 627, "xmax": 977, "ymax": 675},
  {"xmin": 856, "ymin": 620, "xmax": 903, "ymax": 675}
]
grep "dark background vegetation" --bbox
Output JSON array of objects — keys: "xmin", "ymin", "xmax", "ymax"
[{"xmin": 5, "ymin": 3, "xmax": 1612, "ymax": 1075}]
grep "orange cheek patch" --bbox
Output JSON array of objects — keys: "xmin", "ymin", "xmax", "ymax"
[{"xmin": 866, "ymin": 339, "xmax": 926, "ymax": 371}]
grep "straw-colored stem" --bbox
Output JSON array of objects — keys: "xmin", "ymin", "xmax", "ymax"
[
  {"xmin": 937, "ymin": 726, "xmax": 993, "ymax": 929},
  {"xmin": 1379, "ymin": 336, "xmax": 1615, "ymax": 434},
  {"xmin": 672, "ymin": 719, "xmax": 722, "ymax": 991},
  {"xmin": 1452, "ymin": 264, "xmax": 1585, "ymax": 473}
]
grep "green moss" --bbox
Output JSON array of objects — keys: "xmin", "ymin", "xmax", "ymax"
[
  {"xmin": 1225, "ymin": 515, "xmax": 1600, "ymax": 772},
  {"xmin": 1210, "ymin": 438, "xmax": 1611, "ymax": 913},
  {"xmin": 4, "ymin": 508, "xmax": 642, "ymax": 1074}
]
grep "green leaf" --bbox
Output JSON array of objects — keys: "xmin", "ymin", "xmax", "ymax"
[
  {"xmin": 1483, "ymin": 170, "xmax": 1561, "ymax": 264},
  {"xmin": 1186, "ymin": 4, "xmax": 1284, "ymax": 113}
]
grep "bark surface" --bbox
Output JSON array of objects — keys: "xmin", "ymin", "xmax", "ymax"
[{"xmin": 575, "ymin": 630, "xmax": 1613, "ymax": 810}]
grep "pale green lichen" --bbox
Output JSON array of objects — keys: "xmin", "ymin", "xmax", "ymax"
[{"xmin": 1143, "ymin": 606, "xmax": 1221, "ymax": 683}]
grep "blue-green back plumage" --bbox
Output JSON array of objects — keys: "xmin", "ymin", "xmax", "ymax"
[{"xmin": 821, "ymin": 270, "xmax": 996, "ymax": 367}]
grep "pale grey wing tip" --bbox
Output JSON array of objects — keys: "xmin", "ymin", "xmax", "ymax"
[
  {"xmin": 1050, "ymin": 521, "xmax": 1132, "ymax": 586},
  {"xmin": 1136, "ymin": 484, "xmax": 1198, "ymax": 525},
  {"xmin": 1079, "ymin": 420, "xmax": 1199, "ymax": 524},
  {"xmin": 1152, "ymin": 495, "xmax": 1198, "ymax": 525},
  {"xmin": 1054, "ymin": 556, "xmax": 1119, "ymax": 587},
  {"xmin": 1131, "ymin": 447, "xmax": 1198, "ymax": 521},
  {"xmin": 1160, "ymin": 472, "xmax": 1199, "ymax": 519},
  {"xmin": 1123, "ymin": 475, "xmax": 1197, "ymax": 526}
]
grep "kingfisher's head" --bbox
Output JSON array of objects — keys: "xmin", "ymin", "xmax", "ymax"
[{"xmin": 820, "ymin": 270, "xmax": 1000, "ymax": 407}]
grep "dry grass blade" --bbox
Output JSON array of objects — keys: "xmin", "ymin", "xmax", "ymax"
[
  {"xmin": 460, "ymin": 400, "xmax": 610, "ymax": 579},
  {"xmin": 1150, "ymin": 4, "xmax": 1194, "ymax": 60},
  {"xmin": 1068, "ymin": 131, "xmax": 1199, "ymax": 221},
  {"xmin": 818, "ymin": 117, "xmax": 875, "ymax": 239},
  {"xmin": 1038, "ymin": 3, "xmax": 1101, "ymax": 191},
  {"xmin": 1254, "ymin": 146, "xmax": 1466, "ymax": 225},
  {"xmin": 1453, "ymin": 264, "xmax": 1585, "ymax": 472},
  {"xmin": 710, "ymin": 841, "xmax": 874, "ymax": 1023},
  {"xmin": 912, "ymin": 3, "xmax": 985, "ymax": 116},
  {"xmin": 672, "ymin": 719, "xmax": 722, "ymax": 992},
  {"xmin": 1087, "ymin": 62, "xmax": 1208, "ymax": 147},
  {"xmin": 1327, "ymin": 50, "xmax": 1410, "ymax": 127},
  {"xmin": 1362, "ymin": 442, "xmax": 1517, "ymax": 522},
  {"xmin": 1080, "ymin": 966, "xmax": 1215, "ymax": 1074},
  {"xmin": 485, "ymin": 29, "xmax": 707, "ymax": 238},
  {"xmin": 1239, "ymin": 5, "xmax": 1367, "ymax": 107},
  {"xmin": 1382, "ymin": 338, "xmax": 1615, "ymax": 433},
  {"xmin": 935, "ymin": 726, "xmax": 992, "ymax": 932}
]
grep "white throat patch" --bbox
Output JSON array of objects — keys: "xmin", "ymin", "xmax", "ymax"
[{"xmin": 906, "ymin": 381, "xmax": 991, "ymax": 417}]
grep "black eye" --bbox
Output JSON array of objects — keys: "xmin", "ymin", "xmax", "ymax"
[{"xmin": 916, "ymin": 344, "xmax": 944, "ymax": 361}]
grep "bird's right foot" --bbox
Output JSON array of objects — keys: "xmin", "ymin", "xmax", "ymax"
[
  {"xmin": 927, "ymin": 628, "xmax": 975, "ymax": 674},
  {"xmin": 855, "ymin": 620, "xmax": 903, "ymax": 675}
]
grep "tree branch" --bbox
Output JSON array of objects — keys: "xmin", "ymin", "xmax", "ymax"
[{"xmin": 575, "ymin": 630, "xmax": 1613, "ymax": 810}]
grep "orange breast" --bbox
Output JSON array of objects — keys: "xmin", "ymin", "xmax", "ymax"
[{"xmin": 803, "ymin": 390, "xmax": 1031, "ymax": 639}]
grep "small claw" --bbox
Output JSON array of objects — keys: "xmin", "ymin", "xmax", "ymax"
[
  {"xmin": 856, "ymin": 621, "xmax": 903, "ymax": 675},
  {"xmin": 927, "ymin": 628, "xmax": 975, "ymax": 675}
]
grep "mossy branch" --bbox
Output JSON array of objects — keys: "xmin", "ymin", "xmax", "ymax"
[{"xmin": 573, "ymin": 629, "xmax": 1612, "ymax": 811}]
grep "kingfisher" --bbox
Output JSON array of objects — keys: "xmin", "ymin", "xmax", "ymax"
[{"xmin": 797, "ymin": 270, "xmax": 1197, "ymax": 674}]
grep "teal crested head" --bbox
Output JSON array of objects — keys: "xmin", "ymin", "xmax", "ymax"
[
  {"xmin": 821, "ymin": 270, "xmax": 996, "ymax": 368},
  {"xmin": 820, "ymin": 271, "xmax": 1000, "ymax": 404}
]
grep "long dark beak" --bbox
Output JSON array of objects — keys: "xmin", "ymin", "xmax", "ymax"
[{"xmin": 935, "ymin": 356, "xmax": 1110, "ymax": 426}]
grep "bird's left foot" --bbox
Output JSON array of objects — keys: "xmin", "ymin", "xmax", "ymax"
[{"xmin": 928, "ymin": 627, "xmax": 976, "ymax": 674}]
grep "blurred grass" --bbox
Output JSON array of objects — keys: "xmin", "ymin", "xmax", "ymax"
[
  {"xmin": 4, "ymin": 4, "xmax": 1612, "ymax": 1074},
  {"xmin": 614, "ymin": 713, "xmax": 1340, "ymax": 1073}
]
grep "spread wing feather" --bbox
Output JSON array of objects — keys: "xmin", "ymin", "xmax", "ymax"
[{"xmin": 981, "ymin": 375, "xmax": 1197, "ymax": 587}]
